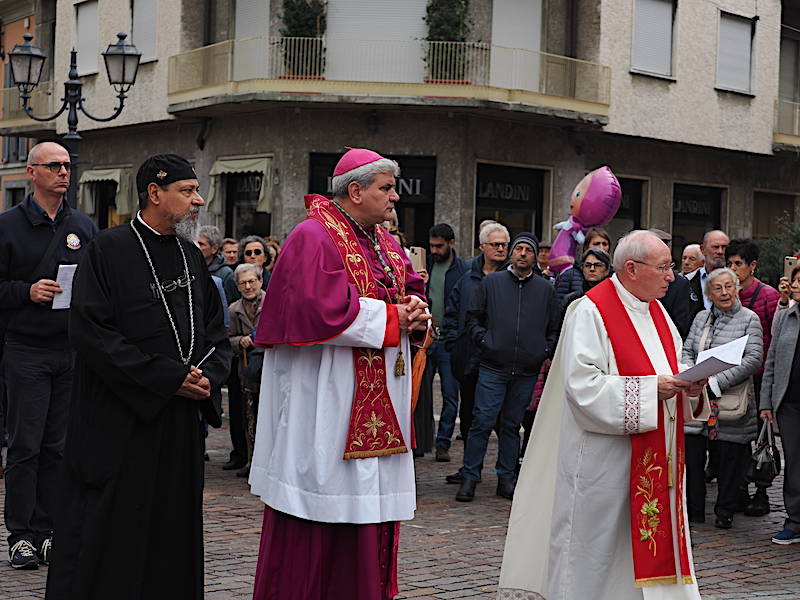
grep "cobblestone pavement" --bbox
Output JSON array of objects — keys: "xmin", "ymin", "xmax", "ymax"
[{"xmin": 2, "ymin": 407, "xmax": 800, "ymax": 599}]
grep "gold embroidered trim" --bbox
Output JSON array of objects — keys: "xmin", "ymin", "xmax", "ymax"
[{"xmin": 635, "ymin": 575, "xmax": 678, "ymax": 588}]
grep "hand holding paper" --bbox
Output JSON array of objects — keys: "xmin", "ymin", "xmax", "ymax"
[
  {"xmin": 52, "ymin": 264, "xmax": 77, "ymax": 310},
  {"xmin": 675, "ymin": 334, "xmax": 748, "ymax": 382}
]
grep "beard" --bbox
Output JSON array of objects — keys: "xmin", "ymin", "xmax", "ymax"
[
  {"xmin": 431, "ymin": 248, "xmax": 452, "ymax": 263},
  {"xmin": 174, "ymin": 208, "xmax": 202, "ymax": 242}
]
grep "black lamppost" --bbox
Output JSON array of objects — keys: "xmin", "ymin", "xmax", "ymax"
[{"xmin": 8, "ymin": 32, "xmax": 142, "ymax": 207}]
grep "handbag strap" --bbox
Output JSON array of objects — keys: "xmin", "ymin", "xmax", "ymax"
[
  {"xmin": 698, "ymin": 316, "xmax": 713, "ymax": 352},
  {"xmin": 748, "ymin": 283, "xmax": 765, "ymax": 310}
]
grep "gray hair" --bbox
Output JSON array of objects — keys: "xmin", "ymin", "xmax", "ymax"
[
  {"xmin": 683, "ymin": 243, "xmax": 703, "ymax": 259},
  {"xmin": 234, "ymin": 262, "xmax": 263, "ymax": 282},
  {"xmin": 705, "ymin": 267, "xmax": 739, "ymax": 299},
  {"xmin": 331, "ymin": 158, "xmax": 400, "ymax": 199},
  {"xmin": 612, "ymin": 230, "xmax": 661, "ymax": 272},
  {"xmin": 702, "ymin": 230, "xmax": 728, "ymax": 246},
  {"xmin": 479, "ymin": 222, "xmax": 510, "ymax": 244},
  {"xmin": 197, "ymin": 225, "xmax": 222, "ymax": 249}
]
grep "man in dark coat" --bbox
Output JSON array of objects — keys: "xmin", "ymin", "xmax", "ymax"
[
  {"xmin": 420, "ymin": 223, "xmax": 468, "ymax": 462},
  {"xmin": 45, "ymin": 154, "xmax": 231, "ymax": 600}
]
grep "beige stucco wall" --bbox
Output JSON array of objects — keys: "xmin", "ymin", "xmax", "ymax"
[
  {"xmin": 599, "ymin": 0, "xmax": 781, "ymax": 155},
  {"xmin": 52, "ymin": 0, "xmax": 182, "ymax": 135}
]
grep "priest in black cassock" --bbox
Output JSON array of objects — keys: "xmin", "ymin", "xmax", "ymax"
[{"xmin": 45, "ymin": 154, "xmax": 232, "ymax": 600}]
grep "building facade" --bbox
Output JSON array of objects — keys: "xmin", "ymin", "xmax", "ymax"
[{"xmin": 0, "ymin": 0, "xmax": 797, "ymax": 259}]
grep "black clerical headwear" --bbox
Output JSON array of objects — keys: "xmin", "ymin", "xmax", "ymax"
[{"xmin": 136, "ymin": 154, "xmax": 198, "ymax": 196}]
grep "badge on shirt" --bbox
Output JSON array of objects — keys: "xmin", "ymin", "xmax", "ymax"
[{"xmin": 66, "ymin": 233, "xmax": 81, "ymax": 250}]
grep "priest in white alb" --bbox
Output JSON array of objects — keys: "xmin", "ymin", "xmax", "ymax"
[
  {"xmin": 248, "ymin": 148, "xmax": 429, "ymax": 600},
  {"xmin": 498, "ymin": 230, "xmax": 711, "ymax": 600}
]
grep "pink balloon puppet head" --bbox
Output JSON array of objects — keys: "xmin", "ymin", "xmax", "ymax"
[
  {"xmin": 570, "ymin": 166, "xmax": 621, "ymax": 228},
  {"xmin": 548, "ymin": 167, "xmax": 621, "ymax": 275}
]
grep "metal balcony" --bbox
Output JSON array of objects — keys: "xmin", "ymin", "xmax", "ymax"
[
  {"xmin": 0, "ymin": 81, "xmax": 56, "ymax": 135},
  {"xmin": 167, "ymin": 37, "xmax": 611, "ymax": 120}
]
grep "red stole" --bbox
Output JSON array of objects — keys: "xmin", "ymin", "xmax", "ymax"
[
  {"xmin": 305, "ymin": 194, "xmax": 409, "ymax": 460},
  {"xmin": 586, "ymin": 279, "xmax": 694, "ymax": 588}
]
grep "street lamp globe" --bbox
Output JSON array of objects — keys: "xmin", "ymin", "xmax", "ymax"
[
  {"xmin": 102, "ymin": 32, "xmax": 142, "ymax": 94},
  {"xmin": 9, "ymin": 33, "xmax": 46, "ymax": 95}
]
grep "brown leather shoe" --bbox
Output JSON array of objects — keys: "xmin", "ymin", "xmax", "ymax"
[{"xmin": 435, "ymin": 447, "xmax": 451, "ymax": 462}]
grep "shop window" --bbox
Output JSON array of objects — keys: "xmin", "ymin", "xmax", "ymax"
[
  {"xmin": 225, "ymin": 172, "xmax": 271, "ymax": 238},
  {"xmin": 606, "ymin": 178, "xmax": 644, "ymax": 246},
  {"xmin": 671, "ymin": 183, "xmax": 723, "ymax": 263},
  {"xmin": 474, "ymin": 163, "xmax": 545, "ymax": 245},
  {"xmin": 753, "ymin": 191, "xmax": 795, "ymax": 240}
]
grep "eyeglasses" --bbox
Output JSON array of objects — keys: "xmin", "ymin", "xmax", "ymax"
[
  {"xmin": 31, "ymin": 162, "xmax": 71, "ymax": 173},
  {"xmin": 631, "ymin": 260, "xmax": 675, "ymax": 274},
  {"xmin": 484, "ymin": 242, "xmax": 508, "ymax": 249},
  {"xmin": 244, "ymin": 248, "xmax": 263, "ymax": 257},
  {"xmin": 583, "ymin": 261, "xmax": 607, "ymax": 270},
  {"xmin": 237, "ymin": 278, "xmax": 260, "ymax": 288}
]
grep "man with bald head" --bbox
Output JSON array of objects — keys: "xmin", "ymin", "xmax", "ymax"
[
  {"xmin": 687, "ymin": 230, "xmax": 729, "ymax": 328},
  {"xmin": 0, "ymin": 141, "xmax": 96, "ymax": 569},
  {"xmin": 499, "ymin": 230, "xmax": 710, "ymax": 600},
  {"xmin": 681, "ymin": 243, "xmax": 704, "ymax": 275}
]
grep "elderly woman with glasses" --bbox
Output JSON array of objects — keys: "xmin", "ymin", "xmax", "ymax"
[
  {"xmin": 760, "ymin": 262, "xmax": 800, "ymax": 544},
  {"xmin": 682, "ymin": 267, "xmax": 763, "ymax": 529},
  {"xmin": 228, "ymin": 263, "xmax": 266, "ymax": 477},
  {"xmin": 238, "ymin": 235, "xmax": 272, "ymax": 293},
  {"xmin": 560, "ymin": 248, "xmax": 612, "ymax": 313}
]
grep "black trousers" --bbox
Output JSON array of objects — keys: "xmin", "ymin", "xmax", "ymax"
[
  {"xmin": 684, "ymin": 433, "xmax": 707, "ymax": 519},
  {"xmin": 3, "ymin": 342, "xmax": 73, "ymax": 546},
  {"xmin": 226, "ymin": 359, "xmax": 247, "ymax": 464},
  {"xmin": 713, "ymin": 439, "xmax": 751, "ymax": 519},
  {"xmin": 778, "ymin": 401, "xmax": 800, "ymax": 531}
]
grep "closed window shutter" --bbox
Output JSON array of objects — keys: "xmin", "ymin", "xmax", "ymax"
[
  {"xmin": 632, "ymin": 0, "xmax": 674, "ymax": 76},
  {"xmin": 132, "ymin": 0, "xmax": 157, "ymax": 61},
  {"xmin": 326, "ymin": 0, "xmax": 427, "ymax": 83},
  {"xmin": 717, "ymin": 13, "xmax": 752, "ymax": 92},
  {"xmin": 235, "ymin": 0, "xmax": 269, "ymax": 40},
  {"xmin": 76, "ymin": 1, "xmax": 99, "ymax": 75}
]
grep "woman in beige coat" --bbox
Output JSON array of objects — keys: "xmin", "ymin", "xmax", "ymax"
[{"xmin": 228, "ymin": 263, "xmax": 265, "ymax": 477}]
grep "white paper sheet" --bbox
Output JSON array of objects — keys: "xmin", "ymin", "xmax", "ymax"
[
  {"xmin": 675, "ymin": 334, "xmax": 748, "ymax": 382},
  {"xmin": 52, "ymin": 264, "xmax": 77, "ymax": 310}
]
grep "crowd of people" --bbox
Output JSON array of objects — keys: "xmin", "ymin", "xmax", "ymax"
[{"xmin": 1, "ymin": 142, "xmax": 800, "ymax": 600}]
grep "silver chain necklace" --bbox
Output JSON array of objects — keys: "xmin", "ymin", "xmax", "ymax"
[{"xmin": 130, "ymin": 221, "xmax": 195, "ymax": 365}]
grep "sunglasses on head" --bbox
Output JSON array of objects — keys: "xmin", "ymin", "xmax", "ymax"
[{"xmin": 244, "ymin": 248, "xmax": 263, "ymax": 257}]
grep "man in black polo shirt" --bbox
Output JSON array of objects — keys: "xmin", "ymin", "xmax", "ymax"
[{"xmin": 0, "ymin": 141, "xmax": 96, "ymax": 569}]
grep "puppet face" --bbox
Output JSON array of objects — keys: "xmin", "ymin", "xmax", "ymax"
[
  {"xmin": 571, "ymin": 167, "xmax": 621, "ymax": 227},
  {"xmin": 569, "ymin": 173, "xmax": 592, "ymax": 216}
]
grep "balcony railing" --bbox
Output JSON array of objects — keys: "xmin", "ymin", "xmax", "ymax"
[
  {"xmin": 168, "ymin": 37, "xmax": 611, "ymax": 107},
  {"xmin": 0, "ymin": 81, "xmax": 54, "ymax": 122},
  {"xmin": 776, "ymin": 98, "xmax": 800, "ymax": 137}
]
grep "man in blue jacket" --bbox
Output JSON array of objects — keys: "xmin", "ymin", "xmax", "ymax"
[
  {"xmin": 423, "ymin": 223, "xmax": 468, "ymax": 462},
  {"xmin": 0, "ymin": 141, "xmax": 96, "ymax": 569},
  {"xmin": 455, "ymin": 232, "xmax": 560, "ymax": 502},
  {"xmin": 441, "ymin": 222, "xmax": 509, "ymax": 483}
]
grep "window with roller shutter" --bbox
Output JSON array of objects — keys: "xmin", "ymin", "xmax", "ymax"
[
  {"xmin": 631, "ymin": 0, "xmax": 675, "ymax": 78},
  {"xmin": 716, "ymin": 12, "xmax": 754, "ymax": 94}
]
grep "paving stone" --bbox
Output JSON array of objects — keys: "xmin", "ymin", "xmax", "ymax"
[{"xmin": 2, "ymin": 394, "xmax": 800, "ymax": 599}]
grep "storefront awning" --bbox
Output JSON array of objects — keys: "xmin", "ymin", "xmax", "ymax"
[
  {"xmin": 78, "ymin": 168, "xmax": 134, "ymax": 216},
  {"xmin": 206, "ymin": 157, "xmax": 273, "ymax": 215}
]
